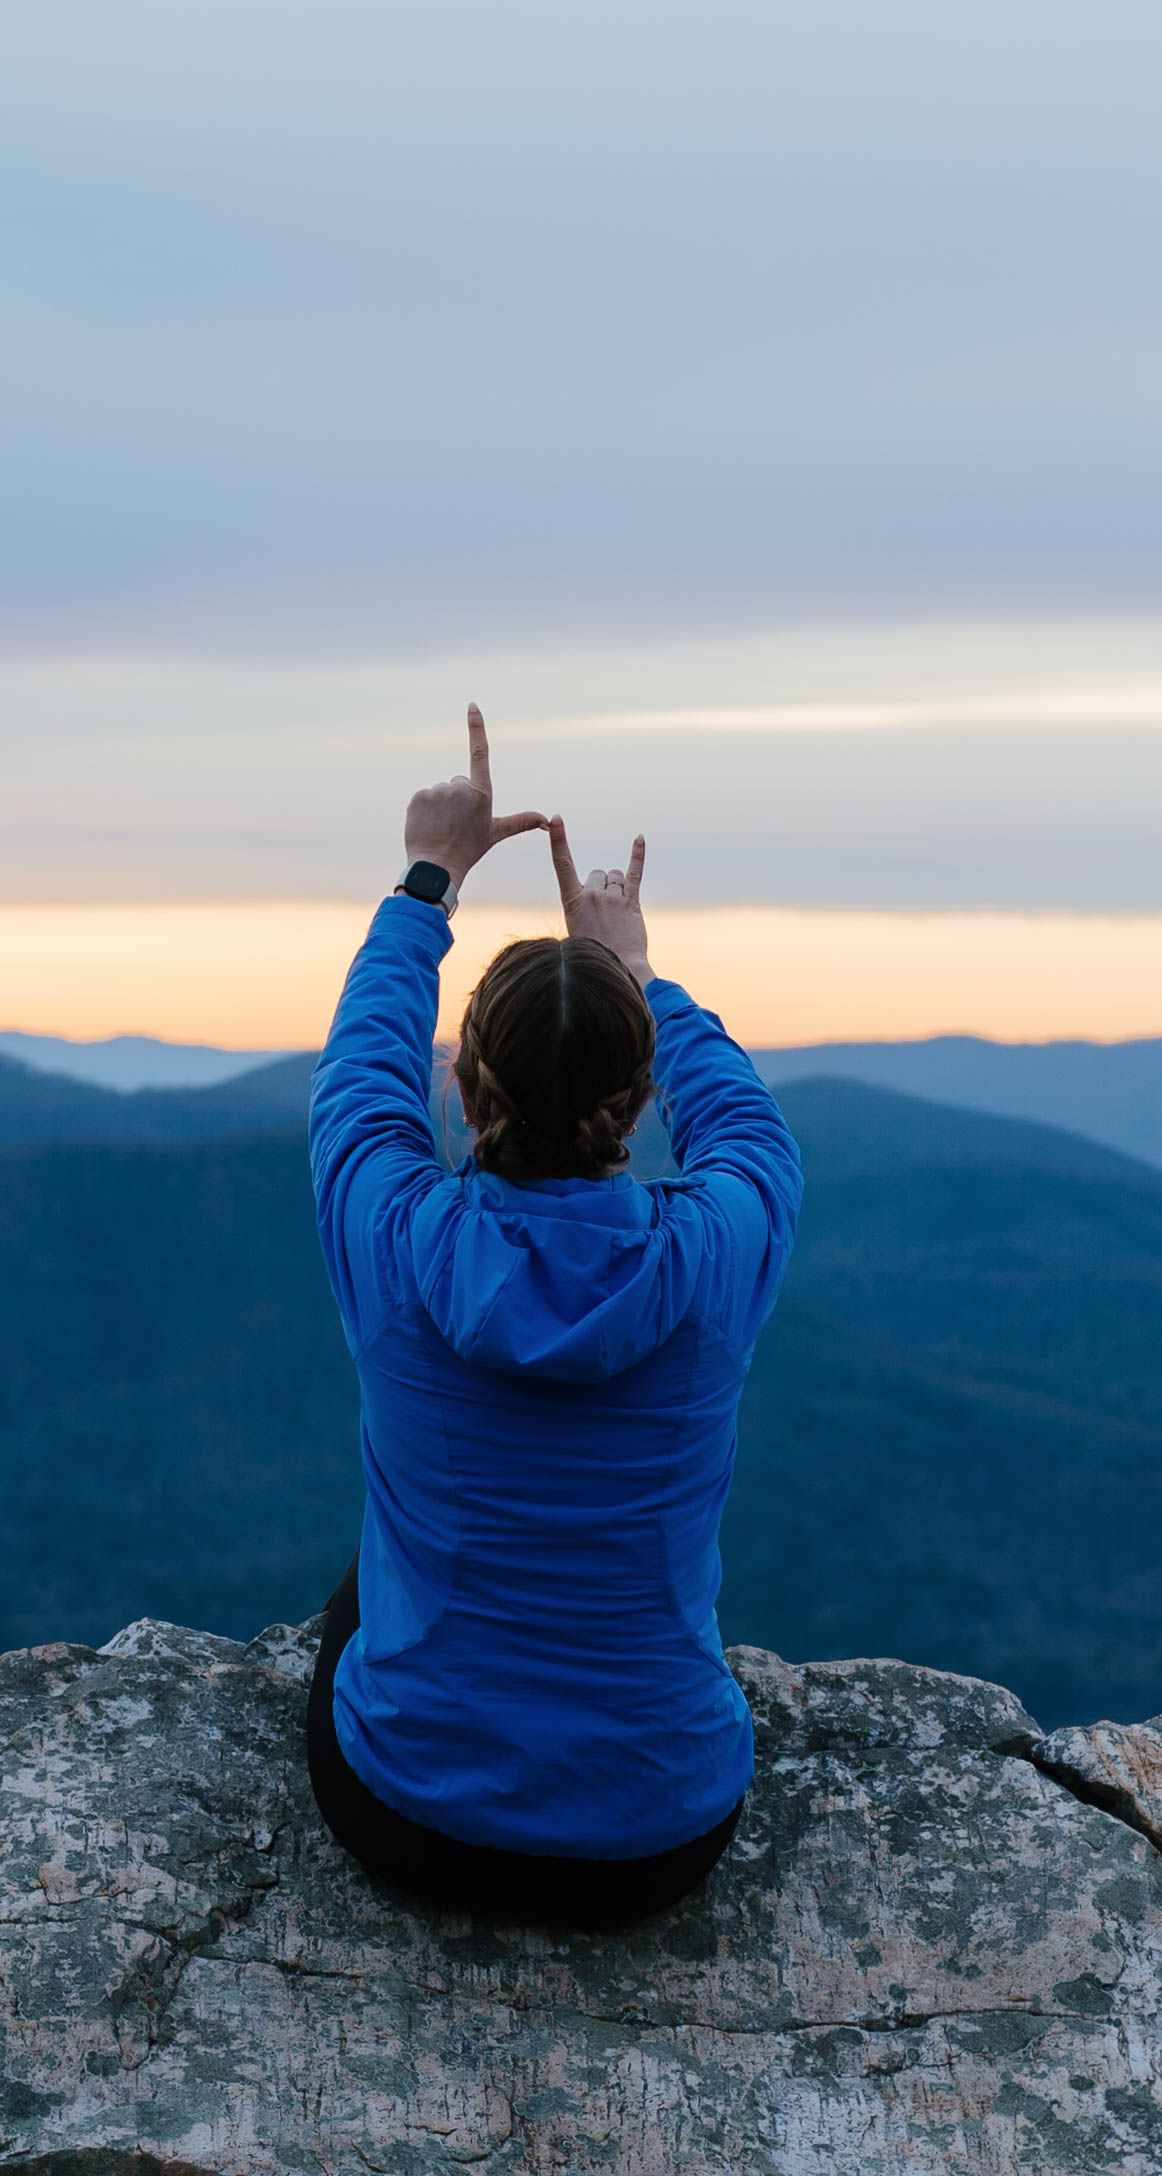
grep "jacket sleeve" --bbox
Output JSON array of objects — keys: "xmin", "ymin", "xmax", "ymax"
[
  {"xmin": 308, "ymin": 892, "xmax": 454, "ymax": 1355},
  {"xmin": 646, "ymin": 976, "xmax": 804, "ymax": 1351}
]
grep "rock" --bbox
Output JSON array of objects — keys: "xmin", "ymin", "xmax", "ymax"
[
  {"xmin": 3, "ymin": 1621, "xmax": 1162, "ymax": 2174},
  {"xmin": 730, "ymin": 1643, "xmax": 1042, "ymax": 1755},
  {"xmin": 1034, "ymin": 1715, "xmax": 1162, "ymax": 1853}
]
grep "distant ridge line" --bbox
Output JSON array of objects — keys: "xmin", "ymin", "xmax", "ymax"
[
  {"xmin": 2, "ymin": 1031, "xmax": 1162, "ymax": 1176},
  {"xmin": 0, "ymin": 1029, "xmax": 302, "ymax": 1093}
]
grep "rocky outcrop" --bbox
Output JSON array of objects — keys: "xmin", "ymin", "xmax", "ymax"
[
  {"xmin": 1033, "ymin": 1715, "xmax": 1162, "ymax": 1854},
  {"xmin": 3, "ymin": 1617, "xmax": 1162, "ymax": 2174}
]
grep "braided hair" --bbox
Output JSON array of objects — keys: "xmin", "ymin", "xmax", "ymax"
[{"xmin": 451, "ymin": 937, "xmax": 656, "ymax": 1181}]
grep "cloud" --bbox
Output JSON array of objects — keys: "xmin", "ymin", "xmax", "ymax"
[
  {"xmin": 2, "ymin": 2, "xmax": 1161, "ymax": 641},
  {"xmin": 2, "ymin": 622, "xmax": 1161, "ymax": 911}
]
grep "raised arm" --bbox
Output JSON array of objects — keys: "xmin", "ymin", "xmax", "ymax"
[
  {"xmin": 309, "ymin": 895, "xmax": 453, "ymax": 1354},
  {"xmin": 309, "ymin": 704, "xmax": 547, "ymax": 1354},
  {"xmin": 548, "ymin": 814, "xmax": 803, "ymax": 1351},
  {"xmin": 646, "ymin": 978, "xmax": 803, "ymax": 1347}
]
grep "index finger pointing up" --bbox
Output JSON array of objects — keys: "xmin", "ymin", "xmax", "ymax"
[
  {"xmin": 548, "ymin": 813, "xmax": 582, "ymax": 901},
  {"xmin": 466, "ymin": 702, "xmax": 491, "ymax": 795},
  {"xmin": 626, "ymin": 832, "xmax": 646, "ymax": 895}
]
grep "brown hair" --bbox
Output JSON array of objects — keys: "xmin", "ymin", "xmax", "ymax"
[{"xmin": 450, "ymin": 937, "xmax": 656, "ymax": 1181}]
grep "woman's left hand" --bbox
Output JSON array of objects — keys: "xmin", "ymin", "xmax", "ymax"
[{"xmin": 403, "ymin": 704, "xmax": 548, "ymax": 890}]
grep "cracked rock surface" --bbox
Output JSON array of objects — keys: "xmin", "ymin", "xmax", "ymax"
[
  {"xmin": 1033, "ymin": 1716, "xmax": 1162, "ymax": 1854},
  {"xmin": 3, "ymin": 1620, "xmax": 1162, "ymax": 2173}
]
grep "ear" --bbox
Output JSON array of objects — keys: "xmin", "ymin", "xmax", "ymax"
[{"xmin": 457, "ymin": 1080, "xmax": 476, "ymax": 1129}]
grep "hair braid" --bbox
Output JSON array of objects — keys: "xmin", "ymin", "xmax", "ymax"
[{"xmin": 453, "ymin": 936, "xmax": 656, "ymax": 1182}]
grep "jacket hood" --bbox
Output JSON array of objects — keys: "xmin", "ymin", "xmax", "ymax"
[{"xmin": 409, "ymin": 1162, "xmax": 707, "ymax": 1382}]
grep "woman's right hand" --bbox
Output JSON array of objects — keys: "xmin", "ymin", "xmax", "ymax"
[{"xmin": 548, "ymin": 815, "xmax": 654, "ymax": 990}]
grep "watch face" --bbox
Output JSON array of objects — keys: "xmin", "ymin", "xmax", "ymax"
[{"xmin": 405, "ymin": 861, "xmax": 451, "ymax": 903}]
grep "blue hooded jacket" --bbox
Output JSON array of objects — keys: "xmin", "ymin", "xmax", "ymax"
[{"xmin": 308, "ymin": 893, "xmax": 804, "ymax": 1858}]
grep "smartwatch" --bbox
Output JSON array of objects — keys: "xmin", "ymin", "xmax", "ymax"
[{"xmin": 393, "ymin": 860, "xmax": 459, "ymax": 919}]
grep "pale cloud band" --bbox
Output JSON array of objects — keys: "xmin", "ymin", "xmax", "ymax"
[
  {"xmin": 545, "ymin": 687, "xmax": 1162, "ymax": 736},
  {"xmin": 5, "ymin": 619, "xmax": 1161, "ymax": 1042},
  {"xmin": 4, "ymin": 620, "xmax": 1162, "ymax": 919}
]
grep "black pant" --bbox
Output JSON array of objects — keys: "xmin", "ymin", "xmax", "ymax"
[{"xmin": 306, "ymin": 1549, "xmax": 745, "ymax": 1927}]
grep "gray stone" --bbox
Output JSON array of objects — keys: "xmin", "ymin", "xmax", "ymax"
[
  {"xmin": 731, "ymin": 1644, "xmax": 1042, "ymax": 1755},
  {"xmin": 1034, "ymin": 1716, "xmax": 1162, "ymax": 1853},
  {"xmin": 2, "ymin": 1619, "xmax": 1162, "ymax": 2173}
]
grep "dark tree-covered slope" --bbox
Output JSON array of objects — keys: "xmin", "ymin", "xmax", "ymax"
[
  {"xmin": 1, "ymin": 1079, "xmax": 1160, "ymax": 1728},
  {"xmin": 0, "ymin": 1050, "xmax": 317, "ymax": 1146},
  {"xmin": 720, "ymin": 1081, "xmax": 1162, "ymax": 1725},
  {"xmin": 757, "ymin": 1032, "xmax": 1162, "ymax": 1170}
]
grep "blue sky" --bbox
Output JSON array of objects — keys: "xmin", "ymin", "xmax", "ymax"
[
  {"xmin": 3, "ymin": 3, "xmax": 1161, "ymax": 1042},
  {"xmin": 4, "ymin": 0, "xmax": 1161, "ymax": 647}
]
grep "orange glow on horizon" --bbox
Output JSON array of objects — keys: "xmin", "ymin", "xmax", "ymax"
[{"xmin": 1, "ymin": 900, "xmax": 1160, "ymax": 1051}]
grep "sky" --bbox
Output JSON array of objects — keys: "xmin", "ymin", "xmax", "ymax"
[{"xmin": 3, "ymin": 2, "xmax": 1161, "ymax": 1046}]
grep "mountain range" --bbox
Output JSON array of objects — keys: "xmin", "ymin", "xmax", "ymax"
[
  {"xmin": 3, "ymin": 1025, "xmax": 1161, "ymax": 1168},
  {"xmin": 752, "ymin": 1034, "xmax": 1162, "ymax": 1172},
  {"xmin": 1, "ymin": 1043, "xmax": 1160, "ymax": 1727},
  {"xmin": 0, "ymin": 1030, "xmax": 294, "ymax": 1093}
]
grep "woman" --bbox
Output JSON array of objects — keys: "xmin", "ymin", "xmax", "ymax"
[{"xmin": 306, "ymin": 704, "xmax": 803, "ymax": 1926}]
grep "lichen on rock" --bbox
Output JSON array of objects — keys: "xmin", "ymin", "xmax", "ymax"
[
  {"xmin": 3, "ymin": 1616, "xmax": 1162, "ymax": 2173},
  {"xmin": 1034, "ymin": 1715, "xmax": 1162, "ymax": 1854}
]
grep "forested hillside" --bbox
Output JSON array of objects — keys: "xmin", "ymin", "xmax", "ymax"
[{"xmin": 2, "ymin": 1070, "xmax": 1160, "ymax": 1726}]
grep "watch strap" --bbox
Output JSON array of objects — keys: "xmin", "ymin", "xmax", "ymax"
[{"xmin": 393, "ymin": 861, "xmax": 459, "ymax": 918}]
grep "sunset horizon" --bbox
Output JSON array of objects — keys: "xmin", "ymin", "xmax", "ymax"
[{"xmin": 4, "ymin": 896, "xmax": 1160, "ymax": 1054}]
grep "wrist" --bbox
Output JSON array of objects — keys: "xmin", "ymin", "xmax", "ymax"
[
  {"xmin": 396, "ymin": 855, "xmax": 462, "ymax": 917},
  {"xmin": 403, "ymin": 845, "xmax": 470, "ymax": 892},
  {"xmin": 624, "ymin": 955, "xmax": 653, "ymax": 991}
]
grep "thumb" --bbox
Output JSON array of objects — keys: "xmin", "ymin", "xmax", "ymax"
[{"xmin": 490, "ymin": 808, "xmax": 550, "ymax": 843}]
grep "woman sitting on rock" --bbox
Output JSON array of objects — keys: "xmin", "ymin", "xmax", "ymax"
[{"xmin": 306, "ymin": 704, "xmax": 803, "ymax": 1925}]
